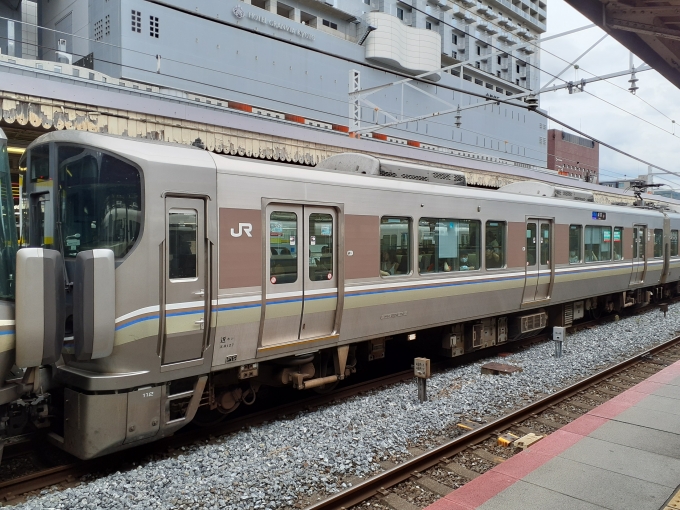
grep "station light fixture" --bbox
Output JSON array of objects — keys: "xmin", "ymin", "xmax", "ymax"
[{"xmin": 7, "ymin": 147, "xmax": 25, "ymax": 155}]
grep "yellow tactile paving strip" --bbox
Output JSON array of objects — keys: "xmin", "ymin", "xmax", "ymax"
[{"xmin": 663, "ymin": 486, "xmax": 680, "ymax": 509}]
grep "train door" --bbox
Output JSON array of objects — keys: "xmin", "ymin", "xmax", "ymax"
[
  {"xmin": 522, "ymin": 219, "xmax": 553, "ymax": 303},
  {"xmin": 162, "ymin": 198, "xmax": 210, "ymax": 365},
  {"xmin": 261, "ymin": 204, "xmax": 339, "ymax": 347},
  {"xmin": 630, "ymin": 225, "xmax": 646, "ymax": 285}
]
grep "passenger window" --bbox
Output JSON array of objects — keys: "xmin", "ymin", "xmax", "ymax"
[
  {"xmin": 672, "ymin": 230, "xmax": 679, "ymax": 257},
  {"xmin": 569, "ymin": 225, "xmax": 582, "ymax": 264},
  {"xmin": 270, "ymin": 211, "xmax": 297, "ymax": 284},
  {"xmin": 418, "ymin": 218, "xmax": 480, "ymax": 273},
  {"xmin": 613, "ymin": 227, "xmax": 623, "ymax": 260},
  {"xmin": 654, "ymin": 229, "xmax": 663, "ymax": 258},
  {"xmin": 526, "ymin": 223, "xmax": 537, "ymax": 266},
  {"xmin": 485, "ymin": 221, "xmax": 505, "ymax": 269},
  {"xmin": 633, "ymin": 227, "xmax": 638, "ymax": 259},
  {"xmin": 309, "ymin": 213, "xmax": 333, "ymax": 281},
  {"xmin": 168, "ymin": 210, "xmax": 197, "ymax": 279},
  {"xmin": 585, "ymin": 226, "xmax": 611, "ymax": 262},
  {"xmin": 381, "ymin": 217, "xmax": 410, "ymax": 276}
]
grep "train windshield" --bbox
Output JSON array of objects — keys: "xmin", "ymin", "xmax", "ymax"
[
  {"xmin": 58, "ymin": 146, "xmax": 142, "ymax": 258},
  {"xmin": 0, "ymin": 139, "xmax": 18, "ymax": 299}
]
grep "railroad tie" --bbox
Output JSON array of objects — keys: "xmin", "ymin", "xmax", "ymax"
[
  {"xmin": 567, "ymin": 400, "xmax": 595, "ymax": 411},
  {"xmin": 531, "ymin": 417, "xmax": 563, "ymax": 429},
  {"xmin": 581, "ymin": 393, "xmax": 610, "ymax": 404},
  {"xmin": 382, "ymin": 493, "xmax": 420, "ymax": 510},
  {"xmin": 416, "ymin": 476, "xmax": 454, "ymax": 497},
  {"xmin": 444, "ymin": 462, "xmax": 481, "ymax": 480},
  {"xmin": 472, "ymin": 448, "xmax": 505, "ymax": 464},
  {"xmin": 549, "ymin": 407, "xmax": 582, "ymax": 420},
  {"xmin": 595, "ymin": 387, "xmax": 622, "ymax": 397}
]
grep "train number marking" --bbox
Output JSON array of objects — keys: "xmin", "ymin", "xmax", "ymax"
[
  {"xmin": 225, "ymin": 354, "xmax": 238, "ymax": 363},
  {"xmin": 381, "ymin": 311, "xmax": 408, "ymax": 320},
  {"xmin": 220, "ymin": 336, "xmax": 235, "ymax": 348},
  {"xmin": 231, "ymin": 223, "xmax": 253, "ymax": 238},
  {"xmin": 142, "ymin": 391, "xmax": 155, "ymax": 398}
]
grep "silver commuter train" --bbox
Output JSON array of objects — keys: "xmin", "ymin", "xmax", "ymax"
[{"xmin": 0, "ymin": 129, "xmax": 677, "ymax": 459}]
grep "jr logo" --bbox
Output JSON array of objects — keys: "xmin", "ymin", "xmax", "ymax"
[{"xmin": 230, "ymin": 223, "xmax": 253, "ymax": 238}]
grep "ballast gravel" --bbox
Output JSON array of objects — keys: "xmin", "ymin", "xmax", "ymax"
[{"xmin": 14, "ymin": 305, "xmax": 680, "ymax": 510}]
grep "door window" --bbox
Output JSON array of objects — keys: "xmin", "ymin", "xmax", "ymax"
[
  {"xmin": 168, "ymin": 211, "xmax": 197, "ymax": 279},
  {"xmin": 672, "ymin": 230, "xmax": 679, "ymax": 257},
  {"xmin": 309, "ymin": 213, "xmax": 333, "ymax": 281},
  {"xmin": 270, "ymin": 211, "xmax": 298, "ymax": 284},
  {"xmin": 569, "ymin": 225, "xmax": 582, "ymax": 264},
  {"xmin": 654, "ymin": 229, "xmax": 663, "ymax": 258},
  {"xmin": 526, "ymin": 223, "xmax": 536, "ymax": 266},
  {"xmin": 633, "ymin": 228, "xmax": 638, "ymax": 259},
  {"xmin": 540, "ymin": 223, "xmax": 550, "ymax": 266}
]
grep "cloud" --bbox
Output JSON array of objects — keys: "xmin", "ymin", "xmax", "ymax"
[{"xmin": 540, "ymin": 0, "xmax": 680, "ymax": 187}]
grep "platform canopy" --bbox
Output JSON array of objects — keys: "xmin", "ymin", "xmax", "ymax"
[{"xmin": 565, "ymin": 0, "xmax": 680, "ymax": 89}]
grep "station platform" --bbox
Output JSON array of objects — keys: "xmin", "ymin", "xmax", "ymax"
[{"xmin": 427, "ymin": 359, "xmax": 680, "ymax": 510}]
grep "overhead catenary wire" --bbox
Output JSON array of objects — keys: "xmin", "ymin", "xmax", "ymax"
[{"xmin": 0, "ymin": 14, "xmax": 676, "ymax": 178}]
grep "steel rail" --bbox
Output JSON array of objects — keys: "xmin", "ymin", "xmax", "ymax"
[{"xmin": 305, "ymin": 335, "xmax": 680, "ymax": 510}]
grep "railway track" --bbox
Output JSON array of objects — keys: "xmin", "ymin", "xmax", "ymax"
[
  {"xmin": 306, "ymin": 335, "xmax": 680, "ymax": 510},
  {"xmin": 0, "ymin": 303, "xmax": 673, "ymax": 506}
]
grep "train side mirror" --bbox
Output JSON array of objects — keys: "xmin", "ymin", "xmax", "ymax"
[
  {"xmin": 74, "ymin": 249, "xmax": 115, "ymax": 361},
  {"xmin": 15, "ymin": 248, "xmax": 65, "ymax": 367}
]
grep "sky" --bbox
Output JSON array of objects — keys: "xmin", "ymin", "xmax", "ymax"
[{"xmin": 539, "ymin": 0, "xmax": 680, "ymax": 188}]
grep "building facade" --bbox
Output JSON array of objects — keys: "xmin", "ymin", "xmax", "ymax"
[
  {"xmin": 547, "ymin": 129, "xmax": 599, "ymax": 183},
  {"xmin": 0, "ymin": 0, "xmax": 547, "ymax": 167}
]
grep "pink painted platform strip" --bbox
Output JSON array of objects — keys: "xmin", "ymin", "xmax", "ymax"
[{"xmin": 426, "ymin": 358, "xmax": 680, "ymax": 510}]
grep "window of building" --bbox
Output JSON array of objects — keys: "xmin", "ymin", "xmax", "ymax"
[
  {"xmin": 585, "ymin": 226, "xmax": 612, "ymax": 262},
  {"xmin": 380, "ymin": 217, "xmax": 411, "ymax": 276},
  {"xmin": 485, "ymin": 221, "xmax": 505, "ymax": 268},
  {"xmin": 654, "ymin": 229, "xmax": 664, "ymax": 258},
  {"xmin": 475, "ymin": 78, "xmax": 483, "ymax": 85},
  {"xmin": 477, "ymin": 45, "xmax": 481, "ymax": 56},
  {"xmin": 270, "ymin": 211, "xmax": 298, "ymax": 284},
  {"xmin": 497, "ymin": 56, "xmax": 501, "ymax": 65},
  {"xmin": 463, "ymin": 74, "xmax": 472, "ymax": 81},
  {"xmin": 322, "ymin": 19, "xmax": 338, "ymax": 29},
  {"xmin": 397, "ymin": 7, "xmax": 404, "ymax": 19},
  {"xmin": 569, "ymin": 225, "xmax": 582, "ymax": 263},
  {"xmin": 496, "ymin": 71, "xmax": 501, "ymax": 77},
  {"xmin": 486, "ymin": 83, "xmax": 493, "ymax": 89},
  {"xmin": 452, "ymin": 33, "xmax": 458, "ymax": 44},
  {"xmin": 149, "ymin": 16, "xmax": 159, "ymax": 38},
  {"xmin": 418, "ymin": 218, "xmax": 480, "ymax": 273},
  {"xmin": 672, "ymin": 230, "xmax": 679, "ymax": 257},
  {"xmin": 426, "ymin": 21, "xmax": 432, "ymax": 30},
  {"xmin": 496, "ymin": 86, "xmax": 503, "ymax": 93},
  {"xmin": 475, "ymin": 62, "xmax": 481, "ymax": 69},
  {"xmin": 516, "ymin": 64, "xmax": 520, "ymax": 73},
  {"xmin": 364, "ymin": 0, "xmax": 371, "ymax": 4},
  {"xmin": 516, "ymin": 79, "xmax": 520, "ymax": 85},
  {"xmin": 452, "ymin": 51, "xmax": 457, "ymax": 59},
  {"xmin": 131, "ymin": 10, "xmax": 141, "ymax": 33}
]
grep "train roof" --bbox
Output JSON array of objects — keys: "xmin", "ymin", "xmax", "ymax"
[{"xmin": 0, "ymin": 128, "xmax": 6, "ymax": 142}]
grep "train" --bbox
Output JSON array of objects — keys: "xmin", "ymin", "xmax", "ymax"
[{"xmin": 0, "ymin": 128, "xmax": 677, "ymax": 460}]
